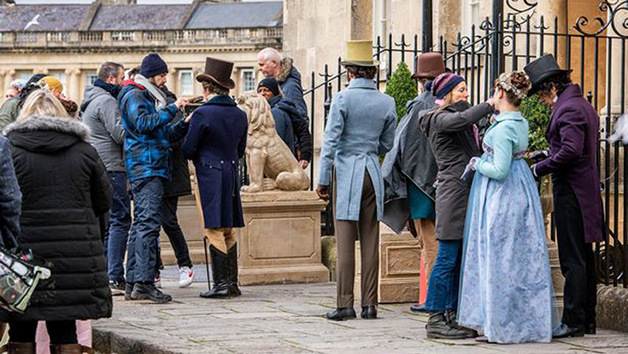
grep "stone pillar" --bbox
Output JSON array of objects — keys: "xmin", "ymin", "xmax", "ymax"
[
  {"xmin": 537, "ymin": 0, "xmax": 568, "ymax": 67},
  {"xmin": 434, "ymin": 0, "xmax": 461, "ymax": 45},
  {"xmin": 605, "ymin": 8, "xmax": 628, "ymax": 117},
  {"xmin": 65, "ymin": 69, "xmax": 81, "ymax": 103},
  {"xmin": 1, "ymin": 69, "xmax": 15, "ymax": 98},
  {"xmin": 350, "ymin": 0, "xmax": 372, "ymax": 40},
  {"xmin": 166, "ymin": 68, "xmax": 177, "ymax": 93}
]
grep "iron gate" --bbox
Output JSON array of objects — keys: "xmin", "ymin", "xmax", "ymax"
[{"xmin": 303, "ymin": 0, "xmax": 628, "ymax": 288}]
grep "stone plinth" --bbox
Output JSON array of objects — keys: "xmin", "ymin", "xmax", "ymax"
[
  {"xmin": 237, "ymin": 191, "xmax": 329, "ymax": 285},
  {"xmin": 160, "ymin": 194, "xmax": 206, "ymax": 266},
  {"xmin": 354, "ymin": 224, "xmax": 422, "ymax": 304}
]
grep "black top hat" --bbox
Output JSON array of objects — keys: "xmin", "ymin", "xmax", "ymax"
[
  {"xmin": 196, "ymin": 57, "xmax": 236, "ymax": 89},
  {"xmin": 524, "ymin": 54, "xmax": 571, "ymax": 93}
]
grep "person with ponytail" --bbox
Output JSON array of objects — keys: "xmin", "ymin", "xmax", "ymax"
[{"xmin": 419, "ymin": 72, "xmax": 495, "ymax": 339}]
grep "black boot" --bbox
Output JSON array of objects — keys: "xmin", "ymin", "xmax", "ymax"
[
  {"xmin": 228, "ymin": 244, "xmax": 241, "ymax": 297},
  {"xmin": 200, "ymin": 245, "xmax": 231, "ymax": 298},
  {"xmin": 131, "ymin": 283, "xmax": 172, "ymax": 304},
  {"xmin": 426, "ymin": 312, "xmax": 470, "ymax": 339},
  {"xmin": 445, "ymin": 310, "xmax": 478, "ymax": 338}
]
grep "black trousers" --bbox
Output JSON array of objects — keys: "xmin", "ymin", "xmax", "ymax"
[
  {"xmin": 553, "ymin": 178, "xmax": 597, "ymax": 329},
  {"xmin": 8, "ymin": 321, "xmax": 77, "ymax": 345},
  {"xmin": 157, "ymin": 196, "xmax": 193, "ymax": 269}
]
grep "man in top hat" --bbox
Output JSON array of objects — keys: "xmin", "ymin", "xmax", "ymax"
[
  {"xmin": 382, "ymin": 52, "xmax": 445, "ymax": 314},
  {"xmin": 524, "ymin": 54, "xmax": 604, "ymax": 338},
  {"xmin": 317, "ymin": 40, "xmax": 396, "ymax": 321},
  {"xmin": 119, "ymin": 53, "xmax": 190, "ymax": 303},
  {"xmin": 182, "ymin": 57, "xmax": 248, "ymax": 299}
]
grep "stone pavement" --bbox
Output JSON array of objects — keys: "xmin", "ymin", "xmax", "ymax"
[{"xmin": 93, "ymin": 268, "xmax": 628, "ymax": 354}]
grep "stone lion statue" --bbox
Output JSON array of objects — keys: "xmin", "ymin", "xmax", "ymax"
[{"xmin": 237, "ymin": 92, "xmax": 310, "ymax": 193}]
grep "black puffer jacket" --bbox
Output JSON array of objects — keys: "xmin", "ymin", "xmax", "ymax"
[{"xmin": 0, "ymin": 115, "xmax": 113, "ymax": 322}]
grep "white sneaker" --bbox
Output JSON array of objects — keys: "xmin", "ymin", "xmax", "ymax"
[
  {"xmin": 179, "ymin": 266, "xmax": 194, "ymax": 288},
  {"xmin": 154, "ymin": 275, "xmax": 162, "ymax": 288}
]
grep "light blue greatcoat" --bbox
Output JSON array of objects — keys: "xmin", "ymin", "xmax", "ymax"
[{"xmin": 318, "ymin": 78, "xmax": 397, "ymax": 221}]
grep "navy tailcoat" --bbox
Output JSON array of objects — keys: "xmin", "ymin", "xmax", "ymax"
[{"xmin": 182, "ymin": 95, "xmax": 248, "ymax": 229}]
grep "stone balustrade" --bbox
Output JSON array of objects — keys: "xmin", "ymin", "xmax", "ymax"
[{"xmin": 0, "ymin": 27, "xmax": 283, "ymax": 50}]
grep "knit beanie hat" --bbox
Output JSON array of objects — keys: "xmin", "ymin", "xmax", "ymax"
[
  {"xmin": 432, "ymin": 73, "xmax": 465, "ymax": 99},
  {"xmin": 39, "ymin": 76, "xmax": 63, "ymax": 94},
  {"xmin": 257, "ymin": 77, "xmax": 280, "ymax": 97},
  {"xmin": 140, "ymin": 53, "xmax": 169, "ymax": 78}
]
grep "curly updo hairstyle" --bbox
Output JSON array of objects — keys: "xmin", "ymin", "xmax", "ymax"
[{"xmin": 495, "ymin": 71, "xmax": 532, "ymax": 107}]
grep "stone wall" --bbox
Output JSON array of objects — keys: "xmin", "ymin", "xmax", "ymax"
[{"xmin": 597, "ymin": 285, "xmax": 628, "ymax": 332}]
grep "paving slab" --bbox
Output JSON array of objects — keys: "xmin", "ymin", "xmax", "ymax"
[{"xmin": 93, "ymin": 269, "xmax": 628, "ymax": 354}]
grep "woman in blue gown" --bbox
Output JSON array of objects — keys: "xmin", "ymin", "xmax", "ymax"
[{"xmin": 458, "ymin": 71, "xmax": 556, "ymax": 343}]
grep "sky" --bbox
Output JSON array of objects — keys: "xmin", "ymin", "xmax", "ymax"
[{"xmin": 16, "ymin": 0, "xmax": 279, "ymax": 3}]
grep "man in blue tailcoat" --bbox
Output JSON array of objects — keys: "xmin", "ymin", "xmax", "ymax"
[
  {"xmin": 525, "ymin": 55, "xmax": 604, "ymax": 338},
  {"xmin": 182, "ymin": 57, "xmax": 248, "ymax": 299},
  {"xmin": 317, "ymin": 40, "xmax": 396, "ymax": 321}
]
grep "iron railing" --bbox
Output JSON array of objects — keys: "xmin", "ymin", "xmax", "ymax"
[{"xmin": 304, "ymin": 1, "xmax": 628, "ymax": 288}]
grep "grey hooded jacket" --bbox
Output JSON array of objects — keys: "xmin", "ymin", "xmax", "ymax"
[
  {"xmin": 381, "ymin": 91, "xmax": 438, "ymax": 233},
  {"xmin": 81, "ymin": 85, "xmax": 125, "ymax": 172}
]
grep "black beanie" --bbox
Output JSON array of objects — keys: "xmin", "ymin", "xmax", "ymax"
[
  {"xmin": 140, "ymin": 53, "xmax": 168, "ymax": 78},
  {"xmin": 257, "ymin": 78, "xmax": 280, "ymax": 97}
]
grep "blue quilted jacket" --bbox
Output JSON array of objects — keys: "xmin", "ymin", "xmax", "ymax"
[{"xmin": 118, "ymin": 83, "xmax": 188, "ymax": 182}]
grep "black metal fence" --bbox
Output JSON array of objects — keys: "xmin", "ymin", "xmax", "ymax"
[{"xmin": 303, "ymin": 2, "xmax": 628, "ymax": 288}]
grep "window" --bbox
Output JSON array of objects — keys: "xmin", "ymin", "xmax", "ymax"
[
  {"xmin": 241, "ymin": 69, "xmax": 255, "ymax": 93},
  {"xmin": 16, "ymin": 71, "xmax": 32, "ymax": 81},
  {"xmin": 179, "ymin": 70, "xmax": 193, "ymax": 97},
  {"xmin": 112, "ymin": 31, "xmax": 133, "ymax": 42},
  {"xmin": 86, "ymin": 72, "xmax": 98, "ymax": 87}
]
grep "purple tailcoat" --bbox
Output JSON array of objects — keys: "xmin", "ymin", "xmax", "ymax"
[{"xmin": 535, "ymin": 84, "xmax": 604, "ymax": 243}]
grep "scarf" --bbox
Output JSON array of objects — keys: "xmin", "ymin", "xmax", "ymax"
[
  {"xmin": 94, "ymin": 78, "xmax": 121, "ymax": 99},
  {"xmin": 134, "ymin": 74, "xmax": 168, "ymax": 110}
]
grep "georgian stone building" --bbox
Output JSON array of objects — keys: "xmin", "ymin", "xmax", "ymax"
[
  {"xmin": 283, "ymin": 0, "xmax": 627, "ymax": 185},
  {"xmin": 0, "ymin": 0, "xmax": 283, "ymax": 102}
]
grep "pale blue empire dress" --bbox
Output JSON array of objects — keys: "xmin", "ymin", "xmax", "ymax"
[{"xmin": 458, "ymin": 111, "xmax": 557, "ymax": 343}]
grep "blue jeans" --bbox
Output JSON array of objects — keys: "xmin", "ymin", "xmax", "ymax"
[
  {"xmin": 105, "ymin": 171, "xmax": 131, "ymax": 283},
  {"xmin": 425, "ymin": 239, "xmax": 462, "ymax": 312},
  {"xmin": 126, "ymin": 177, "xmax": 165, "ymax": 284}
]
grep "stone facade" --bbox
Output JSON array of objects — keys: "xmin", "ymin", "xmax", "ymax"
[{"xmin": 0, "ymin": 1, "xmax": 283, "ymax": 102}]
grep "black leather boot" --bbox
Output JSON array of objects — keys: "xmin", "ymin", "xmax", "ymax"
[
  {"xmin": 228, "ymin": 244, "xmax": 241, "ymax": 297},
  {"xmin": 200, "ymin": 245, "xmax": 231, "ymax": 298},
  {"xmin": 326, "ymin": 307, "xmax": 357, "ymax": 321},
  {"xmin": 426, "ymin": 312, "xmax": 469, "ymax": 339},
  {"xmin": 445, "ymin": 310, "xmax": 478, "ymax": 338}
]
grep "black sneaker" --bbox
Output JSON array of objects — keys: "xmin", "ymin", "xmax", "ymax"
[
  {"xmin": 131, "ymin": 283, "xmax": 172, "ymax": 304},
  {"xmin": 124, "ymin": 283, "xmax": 136, "ymax": 301},
  {"xmin": 109, "ymin": 280, "xmax": 126, "ymax": 296}
]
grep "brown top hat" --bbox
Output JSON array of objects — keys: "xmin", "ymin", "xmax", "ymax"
[
  {"xmin": 196, "ymin": 57, "xmax": 236, "ymax": 89},
  {"xmin": 413, "ymin": 53, "xmax": 446, "ymax": 80}
]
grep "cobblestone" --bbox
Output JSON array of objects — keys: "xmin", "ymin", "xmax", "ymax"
[{"xmin": 93, "ymin": 271, "xmax": 628, "ymax": 354}]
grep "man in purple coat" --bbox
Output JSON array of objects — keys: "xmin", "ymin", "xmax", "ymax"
[{"xmin": 525, "ymin": 55, "xmax": 604, "ymax": 338}]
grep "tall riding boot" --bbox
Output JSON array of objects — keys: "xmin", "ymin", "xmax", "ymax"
[
  {"xmin": 228, "ymin": 243, "xmax": 241, "ymax": 297},
  {"xmin": 49, "ymin": 344, "xmax": 94, "ymax": 354},
  {"xmin": 426, "ymin": 312, "xmax": 470, "ymax": 339},
  {"xmin": 1, "ymin": 343, "xmax": 35, "ymax": 354},
  {"xmin": 200, "ymin": 245, "xmax": 231, "ymax": 298}
]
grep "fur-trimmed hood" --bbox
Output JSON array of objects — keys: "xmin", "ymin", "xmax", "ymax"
[
  {"xmin": 4, "ymin": 115, "xmax": 91, "ymax": 153},
  {"xmin": 277, "ymin": 57, "xmax": 296, "ymax": 84}
]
